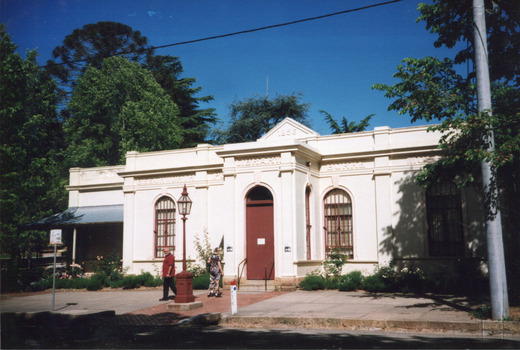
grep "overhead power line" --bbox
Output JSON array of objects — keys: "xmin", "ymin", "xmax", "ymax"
[
  {"xmin": 42, "ymin": 0, "xmax": 401, "ymax": 69},
  {"xmin": 153, "ymin": 0, "xmax": 402, "ymax": 50}
]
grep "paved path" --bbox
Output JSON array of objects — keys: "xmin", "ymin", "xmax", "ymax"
[{"xmin": 2, "ymin": 287, "xmax": 519, "ymax": 334}]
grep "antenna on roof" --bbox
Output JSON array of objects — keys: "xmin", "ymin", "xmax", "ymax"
[{"xmin": 266, "ymin": 76, "xmax": 269, "ymax": 100}]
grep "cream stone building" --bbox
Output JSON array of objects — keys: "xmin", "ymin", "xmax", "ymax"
[{"xmin": 42, "ymin": 118, "xmax": 486, "ymax": 289}]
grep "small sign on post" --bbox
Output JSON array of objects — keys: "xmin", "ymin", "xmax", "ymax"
[
  {"xmin": 50, "ymin": 229, "xmax": 62, "ymax": 311},
  {"xmin": 50, "ymin": 229, "xmax": 62, "ymax": 245}
]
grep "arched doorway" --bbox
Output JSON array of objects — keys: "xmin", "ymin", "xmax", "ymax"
[{"xmin": 246, "ymin": 186, "xmax": 274, "ymax": 280}]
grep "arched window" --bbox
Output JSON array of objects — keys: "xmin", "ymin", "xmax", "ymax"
[
  {"xmin": 323, "ymin": 189, "xmax": 353, "ymax": 258},
  {"xmin": 154, "ymin": 196, "xmax": 176, "ymax": 258},
  {"xmin": 305, "ymin": 186, "xmax": 312, "ymax": 260},
  {"xmin": 426, "ymin": 183, "xmax": 464, "ymax": 256}
]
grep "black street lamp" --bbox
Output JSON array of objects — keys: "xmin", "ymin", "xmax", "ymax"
[{"xmin": 175, "ymin": 184, "xmax": 195, "ymax": 304}]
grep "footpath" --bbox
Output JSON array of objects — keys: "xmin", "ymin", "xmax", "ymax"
[{"xmin": 2, "ymin": 287, "xmax": 520, "ymax": 348}]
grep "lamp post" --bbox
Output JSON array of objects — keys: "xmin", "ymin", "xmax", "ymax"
[{"xmin": 175, "ymin": 184, "xmax": 195, "ymax": 303}]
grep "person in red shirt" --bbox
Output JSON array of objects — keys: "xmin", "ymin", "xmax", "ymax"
[{"xmin": 160, "ymin": 247, "xmax": 177, "ymax": 301}]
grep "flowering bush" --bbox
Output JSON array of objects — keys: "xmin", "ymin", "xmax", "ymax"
[
  {"xmin": 68, "ymin": 263, "xmax": 84, "ymax": 278},
  {"xmin": 94, "ymin": 251, "xmax": 123, "ymax": 281},
  {"xmin": 322, "ymin": 248, "xmax": 349, "ymax": 277}
]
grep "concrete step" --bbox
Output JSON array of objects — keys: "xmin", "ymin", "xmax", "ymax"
[{"xmin": 237, "ymin": 279, "xmax": 276, "ymax": 292}]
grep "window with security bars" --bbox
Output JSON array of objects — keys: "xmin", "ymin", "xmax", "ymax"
[
  {"xmin": 426, "ymin": 182, "xmax": 464, "ymax": 257},
  {"xmin": 155, "ymin": 196, "xmax": 176, "ymax": 258},
  {"xmin": 323, "ymin": 189, "xmax": 353, "ymax": 259}
]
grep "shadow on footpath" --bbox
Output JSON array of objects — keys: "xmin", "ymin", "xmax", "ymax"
[{"xmin": 2, "ymin": 312, "xmax": 520, "ymax": 349}]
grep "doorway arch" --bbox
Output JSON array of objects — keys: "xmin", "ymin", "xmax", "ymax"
[{"xmin": 246, "ymin": 186, "xmax": 274, "ymax": 280}]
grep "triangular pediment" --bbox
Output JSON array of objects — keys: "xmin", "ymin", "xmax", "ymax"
[{"xmin": 260, "ymin": 118, "xmax": 320, "ymax": 141}]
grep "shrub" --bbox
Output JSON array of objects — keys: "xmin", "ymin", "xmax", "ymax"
[
  {"xmin": 193, "ymin": 272, "xmax": 210, "ymax": 290},
  {"xmin": 122, "ymin": 275, "xmax": 140, "ymax": 289},
  {"xmin": 68, "ymin": 263, "xmax": 84, "ymax": 278},
  {"xmin": 140, "ymin": 272, "xmax": 159, "ymax": 287},
  {"xmin": 323, "ymin": 248, "xmax": 349, "ymax": 277},
  {"xmin": 71, "ymin": 277, "xmax": 89, "ymax": 289},
  {"xmin": 396, "ymin": 267, "xmax": 426, "ymax": 293},
  {"xmin": 94, "ymin": 251, "xmax": 122, "ymax": 281},
  {"xmin": 363, "ymin": 275, "xmax": 387, "ymax": 292},
  {"xmin": 339, "ymin": 271, "xmax": 364, "ymax": 291},
  {"xmin": 56, "ymin": 277, "xmax": 74, "ymax": 289},
  {"xmin": 193, "ymin": 230, "xmax": 215, "ymax": 277},
  {"xmin": 110, "ymin": 279, "xmax": 124, "ymax": 288},
  {"xmin": 144, "ymin": 275, "xmax": 162, "ymax": 287},
  {"xmin": 325, "ymin": 276, "xmax": 340, "ymax": 290},
  {"xmin": 134, "ymin": 274, "xmax": 147, "ymax": 286},
  {"xmin": 86, "ymin": 277, "xmax": 103, "ymax": 291},
  {"xmin": 372, "ymin": 265, "xmax": 398, "ymax": 292},
  {"xmin": 299, "ymin": 274, "xmax": 326, "ymax": 291},
  {"xmin": 30, "ymin": 277, "xmax": 52, "ymax": 291},
  {"xmin": 471, "ymin": 305, "xmax": 492, "ymax": 320},
  {"xmin": 86, "ymin": 271, "xmax": 108, "ymax": 290}
]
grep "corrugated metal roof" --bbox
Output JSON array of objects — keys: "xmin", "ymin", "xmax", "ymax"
[{"xmin": 31, "ymin": 205, "xmax": 124, "ymax": 228}]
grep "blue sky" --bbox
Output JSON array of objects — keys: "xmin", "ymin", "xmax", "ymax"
[{"xmin": 1, "ymin": 0, "xmax": 461, "ymax": 135}]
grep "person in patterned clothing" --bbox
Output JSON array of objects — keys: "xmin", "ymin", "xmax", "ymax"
[{"xmin": 207, "ymin": 247, "xmax": 223, "ymax": 297}]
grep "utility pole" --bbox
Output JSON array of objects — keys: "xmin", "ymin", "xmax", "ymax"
[{"xmin": 472, "ymin": 0, "xmax": 509, "ymax": 320}]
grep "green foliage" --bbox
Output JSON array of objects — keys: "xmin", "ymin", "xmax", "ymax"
[
  {"xmin": 372, "ymin": 57, "xmax": 472, "ymax": 123},
  {"xmin": 65, "ymin": 56, "xmax": 182, "ymax": 167},
  {"xmin": 193, "ymin": 230, "xmax": 214, "ymax": 275},
  {"xmin": 93, "ymin": 251, "xmax": 123, "ymax": 281},
  {"xmin": 374, "ymin": 1, "xmax": 520, "ymax": 306},
  {"xmin": 299, "ymin": 273, "xmax": 326, "ymax": 291},
  {"xmin": 338, "ymin": 271, "xmax": 364, "ymax": 291},
  {"xmin": 46, "ymin": 21, "xmax": 152, "ymax": 93},
  {"xmin": 0, "ymin": 24, "xmax": 68, "ymax": 269},
  {"xmin": 84, "ymin": 272, "xmax": 107, "ymax": 291},
  {"xmin": 121, "ymin": 275, "xmax": 140, "ymax": 290},
  {"xmin": 363, "ymin": 275, "xmax": 388, "ymax": 293},
  {"xmin": 143, "ymin": 273, "xmax": 162, "ymax": 287},
  {"xmin": 417, "ymin": 0, "xmax": 520, "ymax": 85},
  {"xmin": 214, "ymin": 93, "xmax": 310, "ymax": 144},
  {"xmin": 323, "ymin": 248, "xmax": 349, "ymax": 277},
  {"xmin": 320, "ymin": 110, "xmax": 373, "ymax": 134},
  {"xmin": 193, "ymin": 272, "xmax": 211, "ymax": 290},
  {"xmin": 143, "ymin": 55, "xmax": 217, "ymax": 147},
  {"xmin": 324, "ymin": 276, "xmax": 340, "ymax": 290},
  {"xmin": 46, "ymin": 21, "xmax": 215, "ymax": 146},
  {"xmin": 70, "ymin": 278, "xmax": 89, "ymax": 289},
  {"xmin": 471, "ymin": 305, "xmax": 492, "ymax": 320},
  {"xmin": 30, "ymin": 277, "xmax": 53, "ymax": 292}
]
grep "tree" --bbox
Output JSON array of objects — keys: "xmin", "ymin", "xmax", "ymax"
[
  {"xmin": 47, "ymin": 22, "xmax": 216, "ymax": 146},
  {"xmin": 0, "ymin": 25, "xmax": 67, "ymax": 283},
  {"xmin": 46, "ymin": 21, "xmax": 152, "ymax": 100},
  {"xmin": 320, "ymin": 110, "xmax": 373, "ymax": 134},
  {"xmin": 143, "ymin": 55, "xmax": 217, "ymax": 147},
  {"xmin": 65, "ymin": 56, "xmax": 182, "ymax": 167},
  {"xmin": 417, "ymin": 0, "xmax": 520, "ymax": 85},
  {"xmin": 372, "ymin": 0, "xmax": 520, "ymax": 309},
  {"xmin": 216, "ymin": 93, "xmax": 310, "ymax": 144}
]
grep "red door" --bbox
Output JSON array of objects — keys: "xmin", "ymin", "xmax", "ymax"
[{"xmin": 246, "ymin": 187, "xmax": 274, "ymax": 280}]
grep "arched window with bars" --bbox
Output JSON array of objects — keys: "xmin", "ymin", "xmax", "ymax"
[
  {"xmin": 323, "ymin": 189, "xmax": 353, "ymax": 259},
  {"xmin": 154, "ymin": 196, "xmax": 176, "ymax": 258}
]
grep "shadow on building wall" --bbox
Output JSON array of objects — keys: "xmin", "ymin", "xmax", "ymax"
[{"xmin": 378, "ymin": 172, "xmax": 489, "ymax": 296}]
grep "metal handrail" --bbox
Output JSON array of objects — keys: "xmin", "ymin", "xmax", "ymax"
[
  {"xmin": 264, "ymin": 258, "xmax": 274, "ymax": 291},
  {"xmin": 237, "ymin": 258, "xmax": 247, "ymax": 290}
]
